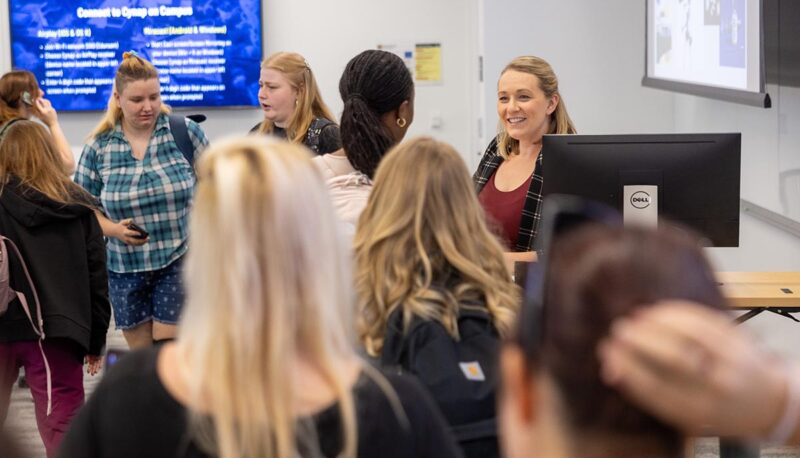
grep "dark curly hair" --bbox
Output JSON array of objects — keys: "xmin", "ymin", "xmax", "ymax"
[{"xmin": 339, "ymin": 50, "xmax": 414, "ymax": 179}]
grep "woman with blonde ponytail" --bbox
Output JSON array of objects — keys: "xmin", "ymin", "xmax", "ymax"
[
  {"xmin": 473, "ymin": 56, "xmax": 576, "ymax": 262},
  {"xmin": 251, "ymin": 52, "xmax": 341, "ymax": 155},
  {"xmin": 60, "ymin": 136, "xmax": 462, "ymax": 458},
  {"xmin": 75, "ymin": 52, "xmax": 208, "ymax": 349},
  {"xmin": 356, "ymin": 137, "xmax": 520, "ymax": 458}
]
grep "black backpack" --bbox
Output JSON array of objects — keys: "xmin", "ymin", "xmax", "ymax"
[
  {"xmin": 380, "ymin": 304, "xmax": 501, "ymax": 458},
  {"xmin": 304, "ymin": 117, "xmax": 335, "ymax": 154}
]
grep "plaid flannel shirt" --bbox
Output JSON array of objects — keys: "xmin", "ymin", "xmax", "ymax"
[
  {"xmin": 473, "ymin": 137, "xmax": 544, "ymax": 252},
  {"xmin": 74, "ymin": 113, "xmax": 208, "ymax": 273}
]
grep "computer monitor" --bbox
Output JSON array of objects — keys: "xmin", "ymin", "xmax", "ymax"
[{"xmin": 541, "ymin": 133, "xmax": 741, "ymax": 247}]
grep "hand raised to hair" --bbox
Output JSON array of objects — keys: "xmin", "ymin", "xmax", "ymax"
[
  {"xmin": 32, "ymin": 96, "xmax": 59, "ymax": 127},
  {"xmin": 598, "ymin": 301, "xmax": 789, "ymax": 441}
]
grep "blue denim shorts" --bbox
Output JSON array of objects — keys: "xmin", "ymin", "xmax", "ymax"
[{"xmin": 108, "ymin": 256, "xmax": 185, "ymax": 330}]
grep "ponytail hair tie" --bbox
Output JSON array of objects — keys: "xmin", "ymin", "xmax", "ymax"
[
  {"xmin": 122, "ymin": 50, "xmax": 140, "ymax": 60},
  {"xmin": 348, "ymin": 93, "xmax": 366, "ymax": 103}
]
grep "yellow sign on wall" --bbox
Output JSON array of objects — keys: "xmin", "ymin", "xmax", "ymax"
[{"xmin": 415, "ymin": 43, "xmax": 442, "ymax": 83}]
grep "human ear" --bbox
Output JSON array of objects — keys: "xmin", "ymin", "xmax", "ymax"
[
  {"xmin": 500, "ymin": 345, "xmax": 538, "ymax": 425},
  {"xmin": 546, "ymin": 94, "xmax": 560, "ymax": 116}
]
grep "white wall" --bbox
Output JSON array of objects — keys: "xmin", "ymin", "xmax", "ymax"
[
  {"xmin": 480, "ymin": 0, "xmax": 800, "ymax": 270},
  {"xmin": 0, "ymin": 0, "xmax": 481, "ymax": 168},
  {"xmin": 263, "ymin": 0, "xmax": 481, "ymax": 169},
  {"xmin": 481, "ymin": 0, "xmax": 676, "ymax": 147}
]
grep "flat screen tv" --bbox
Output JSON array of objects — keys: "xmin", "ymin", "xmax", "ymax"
[{"xmin": 8, "ymin": 0, "xmax": 263, "ymax": 111}]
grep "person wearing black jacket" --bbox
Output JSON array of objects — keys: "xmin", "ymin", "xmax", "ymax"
[
  {"xmin": 355, "ymin": 138, "xmax": 520, "ymax": 458},
  {"xmin": 0, "ymin": 120, "xmax": 110, "ymax": 457}
]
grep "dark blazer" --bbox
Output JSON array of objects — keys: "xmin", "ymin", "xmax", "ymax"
[
  {"xmin": 473, "ymin": 137, "xmax": 544, "ymax": 252},
  {"xmin": 0, "ymin": 177, "xmax": 110, "ymax": 356}
]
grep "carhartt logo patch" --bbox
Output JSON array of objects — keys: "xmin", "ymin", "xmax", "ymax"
[{"xmin": 459, "ymin": 362, "xmax": 485, "ymax": 381}]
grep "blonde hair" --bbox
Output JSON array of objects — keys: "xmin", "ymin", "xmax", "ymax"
[
  {"xmin": 177, "ymin": 137, "xmax": 358, "ymax": 457},
  {"xmin": 355, "ymin": 137, "xmax": 520, "ymax": 356},
  {"xmin": 497, "ymin": 56, "xmax": 576, "ymax": 159},
  {"xmin": 255, "ymin": 52, "xmax": 336, "ymax": 143},
  {"xmin": 0, "ymin": 120, "xmax": 95, "ymax": 207},
  {"xmin": 88, "ymin": 52, "xmax": 170, "ymax": 139}
]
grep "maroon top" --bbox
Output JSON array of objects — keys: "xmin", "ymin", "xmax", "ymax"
[{"xmin": 478, "ymin": 171, "xmax": 533, "ymax": 249}]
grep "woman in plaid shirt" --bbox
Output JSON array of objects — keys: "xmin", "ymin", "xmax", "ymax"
[
  {"xmin": 74, "ymin": 52, "xmax": 208, "ymax": 349},
  {"xmin": 473, "ymin": 56, "xmax": 576, "ymax": 263}
]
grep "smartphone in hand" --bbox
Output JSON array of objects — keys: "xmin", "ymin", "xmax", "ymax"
[
  {"xmin": 127, "ymin": 222, "xmax": 149, "ymax": 239},
  {"xmin": 21, "ymin": 91, "xmax": 33, "ymax": 106}
]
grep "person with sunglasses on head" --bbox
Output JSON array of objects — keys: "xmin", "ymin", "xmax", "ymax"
[
  {"xmin": 500, "ymin": 222, "xmax": 727, "ymax": 458},
  {"xmin": 251, "ymin": 52, "xmax": 341, "ymax": 155},
  {"xmin": 0, "ymin": 70, "xmax": 75, "ymax": 173}
]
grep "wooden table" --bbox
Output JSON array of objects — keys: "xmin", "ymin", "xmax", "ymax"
[
  {"xmin": 710, "ymin": 272, "xmax": 800, "ymax": 458},
  {"xmin": 716, "ymin": 271, "xmax": 800, "ymax": 323}
]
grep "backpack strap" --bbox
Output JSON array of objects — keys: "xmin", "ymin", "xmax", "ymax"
[
  {"xmin": 0, "ymin": 236, "xmax": 53, "ymax": 416},
  {"xmin": 0, "ymin": 118, "xmax": 25, "ymax": 144},
  {"xmin": 169, "ymin": 114, "xmax": 194, "ymax": 165},
  {"xmin": 305, "ymin": 118, "xmax": 335, "ymax": 153}
]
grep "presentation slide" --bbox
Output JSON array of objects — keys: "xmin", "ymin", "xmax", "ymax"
[
  {"xmin": 647, "ymin": 0, "xmax": 762, "ymax": 93},
  {"xmin": 8, "ymin": 0, "xmax": 262, "ymax": 111}
]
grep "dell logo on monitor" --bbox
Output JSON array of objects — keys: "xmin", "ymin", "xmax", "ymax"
[{"xmin": 631, "ymin": 191, "xmax": 651, "ymax": 209}]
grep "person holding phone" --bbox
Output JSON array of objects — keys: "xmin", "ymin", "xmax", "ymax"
[
  {"xmin": 74, "ymin": 52, "xmax": 208, "ymax": 349},
  {"xmin": 0, "ymin": 70, "xmax": 76, "ymax": 173}
]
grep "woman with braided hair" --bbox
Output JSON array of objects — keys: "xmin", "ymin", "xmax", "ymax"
[{"xmin": 313, "ymin": 49, "xmax": 414, "ymax": 235}]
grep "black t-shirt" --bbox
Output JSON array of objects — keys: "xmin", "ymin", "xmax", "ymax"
[{"xmin": 59, "ymin": 347, "xmax": 463, "ymax": 458}]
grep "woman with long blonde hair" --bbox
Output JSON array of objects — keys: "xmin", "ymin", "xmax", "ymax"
[
  {"xmin": 0, "ymin": 120, "xmax": 110, "ymax": 456},
  {"xmin": 60, "ymin": 136, "xmax": 462, "ymax": 458},
  {"xmin": 356, "ymin": 136, "xmax": 519, "ymax": 458},
  {"xmin": 251, "ymin": 52, "xmax": 341, "ymax": 155}
]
